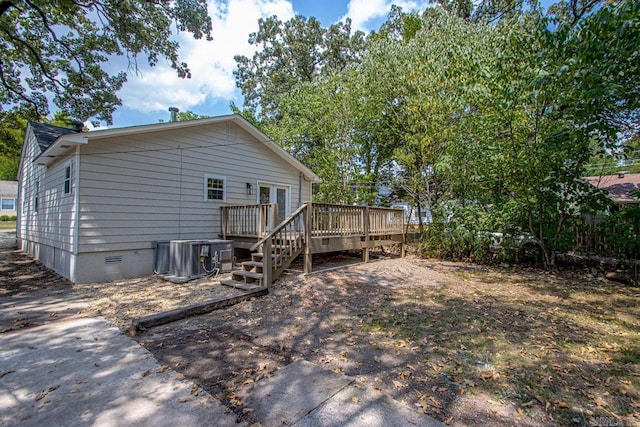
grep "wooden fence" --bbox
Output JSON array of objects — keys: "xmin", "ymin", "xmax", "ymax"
[{"xmin": 572, "ymin": 214, "xmax": 639, "ymax": 259}]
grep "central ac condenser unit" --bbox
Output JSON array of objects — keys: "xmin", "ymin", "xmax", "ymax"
[{"xmin": 157, "ymin": 239, "xmax": 234, "ymax": 282}]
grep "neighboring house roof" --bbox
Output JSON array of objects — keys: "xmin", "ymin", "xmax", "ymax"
[
  {"xmin": 28, "ymin": 122, "xmax": 76, "ymax": 152},
  {"xmin": 0, "ymin": 180, "xmax": 18, "ymax": 196},
  {"xmin": 582, "ymin": 173, "xmax": 640, "ymax": 204},
  {"xmin": 31, "ymin": 114, "xmax": 322, "ymax": 183}
]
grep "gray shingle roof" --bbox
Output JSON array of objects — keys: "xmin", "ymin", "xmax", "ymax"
[
  {"xmin": 29, "ymin": 122, "xmax": 76, "ymax": 152},
  {"xmin": 582, "ymin": 173, "xmax": 640, "ymax": 203}
]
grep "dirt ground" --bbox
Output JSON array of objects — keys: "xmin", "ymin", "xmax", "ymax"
[{"xmin": 2, "ymin": 236, "xmax": 639, "ymax": 427}]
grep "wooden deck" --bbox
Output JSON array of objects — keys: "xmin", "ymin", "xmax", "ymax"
[{"xmin": 220, "ymin": 202, "xmax": 405, "ymax": 288}]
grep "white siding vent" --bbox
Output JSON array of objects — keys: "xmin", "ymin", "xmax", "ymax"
[{"xmin": 105, "ymin": 256, "xmax": 123, "ymax": 265}]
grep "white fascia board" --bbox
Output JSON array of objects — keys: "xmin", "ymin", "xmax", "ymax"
[{"xmin": 33, "ymin": 133, "xmax": 88, "ymax": 166}]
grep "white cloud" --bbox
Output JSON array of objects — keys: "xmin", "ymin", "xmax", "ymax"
[
  {"xmin": 118, "ymin": 0, "xmax": 294, "ymax": 114},
  {"xmin": 341, "ymin": 0, "xmax": 433, "ymax": 32}
]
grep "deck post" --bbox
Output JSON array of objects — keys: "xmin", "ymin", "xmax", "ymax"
[
  {"xmin": 271, "ymin": 203, "xmax": 278, "ymax": 230},
  {"xmin": 258, "ymin": 205, "xmax": 265, "ymax": 236},
  {"xmin": 263, "ymin": 238, "xmax": 272, "ymax": 289},
  {"xmin": 362, "ymin": 206, "xmax": 370, "ymax": 262},
  {"xmin": 303, "ymin": 202, "xmax": 312, "ymax": 273},
  {"xmin": 221, "ymin": 207, "xmax": 227, "ymax": 240}
]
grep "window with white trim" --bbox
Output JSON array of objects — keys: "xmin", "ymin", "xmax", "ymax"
[
  {"xmin": 204, "ymin": 174, "xmax": 226, "ymax": 202},
  {"xmin": 34, "ymin": 179, "xmax": 39, "ymax": 212},
  {"xmin": 1, "ymin": 198, "xmax": 15, "ymax": 210},
  {"xmin": 64, "ymin": 161, "xmax": 73, "ymax": 195}
]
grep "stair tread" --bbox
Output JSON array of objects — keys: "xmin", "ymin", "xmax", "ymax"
[
  {"xmin": 233, "ymin": 270, "xmax": 264, "ymax": 279},
  {"xmin": 242, "ymin": 261, "xmax": 264, "ymax": 268},
  {"xmin": 221, "ymin": 279, "xmax": 265, "ymax": 291},
  {"xmin": 252, "ymin": 253, "xmax": 279, "ymax": 260}
]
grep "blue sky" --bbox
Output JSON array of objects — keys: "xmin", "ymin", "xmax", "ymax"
[{"xmin": 102, "ymin": 0, "xmax": 433, "ymax": 129}]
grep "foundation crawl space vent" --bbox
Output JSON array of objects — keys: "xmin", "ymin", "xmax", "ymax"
[{"xmin": 105, "ymin": 256, "xmax": 123, "ymax": 266}]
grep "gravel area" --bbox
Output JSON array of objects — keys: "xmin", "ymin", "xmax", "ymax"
[{"xmin": 0, "ymin": 231, "xmax": 16, "ymax": 249}]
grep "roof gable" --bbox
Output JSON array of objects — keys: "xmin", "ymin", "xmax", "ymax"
[
  {"xmin": 33, "ymin": 115, "xmax": 321, "ymax": 183},
  {"xmin": 28, "ymin": 122, "xmax": 76, "ymax": 152}
]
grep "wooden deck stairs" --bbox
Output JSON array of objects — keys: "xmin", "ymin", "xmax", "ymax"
[
  {"xmin": 220, "ymin": 202, "xmax": 405, "ymax": 291},
  {"xmin": 221, "ymin": 206, "xmax": 308, "ymax": 291}
]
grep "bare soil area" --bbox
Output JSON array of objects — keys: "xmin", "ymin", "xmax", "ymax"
[{"xmin": 2, "ymin": 240, "xmax": 639, "ymax": 426}]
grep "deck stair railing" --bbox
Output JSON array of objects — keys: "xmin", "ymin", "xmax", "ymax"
[
  {"xmin": 220, "ymin": 202, "xmax": 405, "ymax": 289},
  {"xmin": 221, "ymin": 203, "xmax": 308, "ymax": 291}
]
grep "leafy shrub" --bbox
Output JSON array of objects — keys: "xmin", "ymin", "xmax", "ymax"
[
  {"xmin": 10, "ymin": 215, "xmax": 16, "ymax": 221},
  {"xmin": 419, "ymin": 203, "xmax": 543, "ymax": 265},
  {"xmin": 421, "ymin": 204, "xmax": 509, "ymax": 264},
  {"xmin": 0, "ymin": 215, "xmax": 9, "ymax": 221}
]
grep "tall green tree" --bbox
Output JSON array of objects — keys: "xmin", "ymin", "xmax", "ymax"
[
  {"xmin": 0, "ymin": 0, "xmax": 212, "ymax": 123},
  {"xmin": 0, "ymin": 111, "xmax": 26, "ymax": 180},
  {"xmin": 444, "ymin": 1, "xmax": 640, "ymax": 267},
  {"xmin": 233, "ymin": 15, "xmax": 366, "ymax": 124}
]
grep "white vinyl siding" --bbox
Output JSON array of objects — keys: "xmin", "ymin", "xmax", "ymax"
[
  {"xmin": 77, "ymin": 122, "xmax": 312, "ymax": 253},
  {"xmin": 17, "ymin": 127, "xmax": 78, "ymax": 254}
]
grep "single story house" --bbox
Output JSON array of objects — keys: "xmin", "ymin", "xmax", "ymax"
[
  {"xmin": 582, "ymin": 172, "xmax": 640, "ymax": 205},
  {"xmin": 0, "ymin": 180, "xmax": 18, "ymax": 217},
  {"xmin": 17, "ymin": 115, "xmax": 321, "ymax": 283},
  {"xmin": 391, "ymin": 202, "xmax": 433, "ymax": 226}
]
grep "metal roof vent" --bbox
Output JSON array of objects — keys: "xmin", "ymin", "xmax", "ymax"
[
  {"xmin": 70, "ymin": 120, "xmax": 84, "ymax": 132},
  {"xmin": 169, "ymin": 107, "xmax": 179, "ymax": 122}
]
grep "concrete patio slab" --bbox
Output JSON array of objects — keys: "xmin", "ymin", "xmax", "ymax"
[
  {"xmin": 242, "ymin": 359, "xmax": 353, "ymax": 426},
  {"xmin": 242, "ymin": 359, "xmax": 445, "ymax": 427},
  {"xmin": 299, "ymin": 378, "xmax": 445, "ymax": 427},
  {"xmin": 0, "ymin": 317, "xmax": 240, "ymax": 427}
]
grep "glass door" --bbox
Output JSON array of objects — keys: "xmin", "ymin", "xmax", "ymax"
[{"xmin": 258, "ymin": 183, "xmax": 290, "ymax": 227}]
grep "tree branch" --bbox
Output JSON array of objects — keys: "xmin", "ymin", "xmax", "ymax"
[
  {"xmin": 22, "ymin": 0, "xmax": 87, "ymax": 78},
  {"xmin": 0, "ymin": 28, "xmax": 68, "ymax": 93},
  {"xmin": 0, "ymin": 61, "xmax": 42, "ymax": 116}
]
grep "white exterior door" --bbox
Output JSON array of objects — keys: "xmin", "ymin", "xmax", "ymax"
[{"xmin": 258, "ymin": 183, "xmax": 290, "ymax": 225}]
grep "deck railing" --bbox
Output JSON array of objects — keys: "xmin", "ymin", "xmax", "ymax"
[
  {"xmin": 221, "ymin": 202, "xmax": 404, "ymax": 239},
  {"xmin": 221, "ymin": 203, "xmax": 277, "ymax": 238},
  {"xmin": 368, "ymin": 206, "xmax": 405, "ymax": 236},
  {"xmin": 310, "ymin": 203, "xmax": 404, "ymax": 237},
  {"xmin": 311, "ymin": 203, "xmax": 364, "ymax": 237}
]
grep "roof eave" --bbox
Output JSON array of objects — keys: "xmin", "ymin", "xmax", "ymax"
[{"xmin": 33, "ymin": 133, "xmax": 87, "ymax": 166}]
